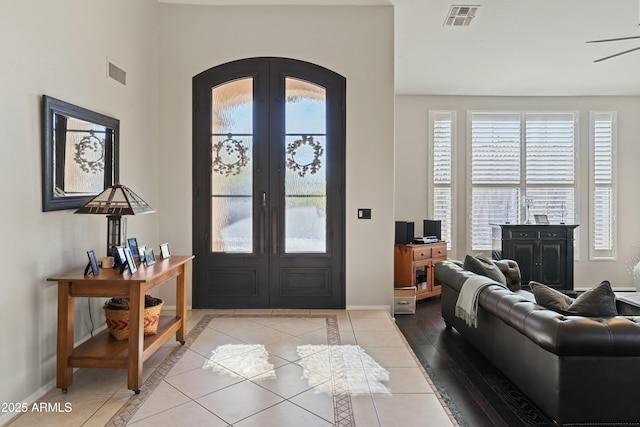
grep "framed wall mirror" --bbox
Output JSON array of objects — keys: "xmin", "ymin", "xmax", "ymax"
[{"xmin": 42, "ymin": 95, "xmax": 119, "ymax": 211}]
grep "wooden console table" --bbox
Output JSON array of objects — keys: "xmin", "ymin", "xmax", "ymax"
[{"xmin": 49, "ymin": 255, "xmax": 194, "ymax": 393}]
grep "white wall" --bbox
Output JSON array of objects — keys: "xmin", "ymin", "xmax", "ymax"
[
  {"xmin": 156, "ymin": 5, "xmax": 396, "ymax": 309},
  {"xmin": 396, "ymin": 95, "xmax": 640, "ymax": 290},
  {"xmin": 0, "ymin": 0, "xmax": 159, "ymax": 419}
]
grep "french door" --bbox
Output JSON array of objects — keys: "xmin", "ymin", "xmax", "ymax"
[{"xmin": 192, "ymin": 58, "xmax": 345, "ymax": 309}]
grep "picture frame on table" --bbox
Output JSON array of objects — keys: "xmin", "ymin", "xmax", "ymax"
[
  {"xmin": 534, "ymin": 214, "xmax": 549, "ymax": 225},
  {"xmin": 137, "ymin": 245, "xmax": 146, "ymax": 263},
  {"xmin": 124, "ymin": 247, "xmax": 137, "ymax": 274},
  {"xmin": 115, "ymin": 246, "xmax": 127, "ymax": 273},
  {"xmin": 84, "ymin": 249, "xmax": 100, "ymax": 276},
  {"xmin": 127, "ymin": 237, "xmax": 139, "ymax": 259},
  {"xmin": 159, "ymin": 242, "xmax": 171, "ymax": 259},
  {"xmin": 144, "ymin": 248, "xmax": 156, "ymax": 267}
]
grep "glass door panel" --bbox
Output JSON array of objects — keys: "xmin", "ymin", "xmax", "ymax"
[
  {"xmin": 284, "ymin": 78, "xmax": 327, "ymax": 253},
  {"xmin": 211, "ymin": 78, "xmax": 253, "ymax": 253}
]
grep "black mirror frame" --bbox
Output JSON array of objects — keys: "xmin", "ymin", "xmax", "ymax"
[{"xmin": 42, "ymin": 95, "xmax": 119, "ymax": 211}]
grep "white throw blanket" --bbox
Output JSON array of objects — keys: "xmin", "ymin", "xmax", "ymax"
[{"xmin": 455, "ymin": 276, "xmax": 500, "ymax": 328}]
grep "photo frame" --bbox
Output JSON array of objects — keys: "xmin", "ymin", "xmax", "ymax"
[
  {"xmin": 127, "ymin": 237, "xmax": 139, "ymax": 259},
  {"xmin": 144, "ymin": 248, "xmax": 156, "ymax": 267},
  {"xmin": 137, "ymin": 245, "xmax": 146, "ymax": 263},
  {"xmin": 124, "ymin": 247, "xmax": 137, "ymax": 274},
  {"xmin": 534, "ymin": 214, "xmax": 549, "ymax": 225},
  {"xmin": 159, "ymin": 242, "xmax": 171, "ymax": 259},
  {"xmin": 115, "ymin": 246, "xmax": 127, "ymax": 273},
  {"xmin": 84, "ymin": 249, "xmax": 100, "ymax": 276}
]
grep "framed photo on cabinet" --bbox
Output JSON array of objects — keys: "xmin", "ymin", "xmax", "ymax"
[
  {"xmin": 138, "ymin": 245, "xmax": 146, "ymax": 263},
  {"xmin": 127, "ymin": 237, "xmax": 139, "ymax": 259},
  {"xmin": 124, "ymin": 247, "xmax": 137, "ymax": 274},
  {"xmin": 115, "ymin": 246, "xmax": 127, "ymax": 272},
  {"xmin": 159, "ymin": 243, "xmax": 171, "ymax": 259},
  {"xmin": 85, "ymin": 249, "xmax": 99, "ymax": 276},
  {"xmin": 144, "ymin": 248, "xmax": 156, "ymax": 267},
  {"xmin": 534, "ymin": 214, "xmax": 549, "ymax": 225}
]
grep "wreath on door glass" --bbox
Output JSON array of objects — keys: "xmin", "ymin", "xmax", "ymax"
[
  {"xmin": 286, "ymin": 135, "xmax": 324, "ymax": 178},
  {"xmin": 212, "ymin": 134, "xmax": 250, "ymax": 176},
  {"xmin": 74, "ymin": 133, "xmax": 105, "ymax": 174}
]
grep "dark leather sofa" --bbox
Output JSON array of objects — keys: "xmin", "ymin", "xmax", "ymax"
[{"xmin": 435, "ymin": 260, "xmax": 640, "ymax": 426}]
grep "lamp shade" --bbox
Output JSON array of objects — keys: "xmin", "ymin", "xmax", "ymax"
[
  {"xmin": 75, "ymin": 183, "xmax": 155, "ymax": 216},
  {"xmin": 75, "ymin": 183, "xmax": 155, "ymax": 258}
]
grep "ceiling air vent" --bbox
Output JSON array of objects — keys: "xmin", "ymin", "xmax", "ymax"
[{"xmin": 444, "ymin": 5, "xmax": 479, "ymax": 27}]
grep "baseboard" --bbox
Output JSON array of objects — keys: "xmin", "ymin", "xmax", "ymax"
[
  {"xmin": 162, "ymin": 305, "xmax": 390, "ymax": 312},
  {"xmin": 345, "ymin": 305, "xmax": 391, "ymax": 311},
  {"xmin": 161, "ymin": 305, "xmax": 192, "ymax": 311}
]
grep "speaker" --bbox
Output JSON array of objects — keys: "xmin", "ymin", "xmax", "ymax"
[
  {"xmin": 395, "ymin": 221, "xmax": 415, "ymax": 245},
  {"xmin": 423, "ymin": 220, "xmax": 441, "ymax": 241}
]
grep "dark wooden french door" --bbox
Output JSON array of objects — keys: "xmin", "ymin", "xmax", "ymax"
[{"xmin": 192, "ymin": 57, "xmax": 345, "ymax": 309}]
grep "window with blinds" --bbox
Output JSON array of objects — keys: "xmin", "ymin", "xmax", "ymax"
[
  {"xmin": 590, "ymin": 111, "xmax": 616, "ymax": 259},
  {"xmin": 429, "ymin": 111, "xmax": 454, "ymax": 250},
  {"xmin": 469, "ymin": 112, "xmax": 576, "ymax": 251}
]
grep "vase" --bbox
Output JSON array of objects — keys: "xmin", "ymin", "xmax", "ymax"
[{"xmin": 634, "ymin": 262, "xmax": 640, "ymax": 291}]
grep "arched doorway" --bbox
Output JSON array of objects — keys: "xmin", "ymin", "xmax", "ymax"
[{"xmin": 192, "ymin": 57, "xmax": 346, "ymax": 308}]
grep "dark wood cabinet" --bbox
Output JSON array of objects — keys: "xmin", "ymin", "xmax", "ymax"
[{"xmin": 492, "ymin": 224, "xmax": 578, "ymax": 291}]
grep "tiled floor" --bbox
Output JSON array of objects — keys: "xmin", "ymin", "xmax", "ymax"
[{"xmin": 7, "ymin": 309, "xmax": 456, "ymax": 427}]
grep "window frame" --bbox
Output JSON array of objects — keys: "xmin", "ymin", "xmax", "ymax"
[
  {"xmin": 589, "ymin": 111, "xmax": 617, "ymax": 260},
  {"xmin": 465, "ymin": 110, "xmax": 580, "ymax": 253},
  {"xmin": 428, "ymin": 110, "xmax": 456, "ymax": 252}
]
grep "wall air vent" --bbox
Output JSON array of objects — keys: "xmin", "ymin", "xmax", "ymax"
[
  {"xmin": 444, "ymin": 5, "xmax": 479, "ymax": 27},
  {"xmin": 107, "ymin": 58, "xmax": 126, "ymax": 85}
]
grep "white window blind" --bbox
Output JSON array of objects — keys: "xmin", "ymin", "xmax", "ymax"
[
  {"xmin": 470, "ymin": 112, "xmax": 576, "ymax": 251},
  {"xmin": 429, "ymin": 111, "xmax": 454, "ymax": 249},
  {"xmin": 590, "ymin": 111, "xmax": 616, "ymax": 259},
  {"xmin": 524, "ymin": 113, "xmax": 576, "ymax": 225},
  {"xmin": 470, "ymin": 113, "xmax": 521, "ymax": 250}
]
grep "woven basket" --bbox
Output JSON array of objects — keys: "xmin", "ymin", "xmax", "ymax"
[{"xmin": 103, "ymin": 296, "xmax": 163, "ymax": 341}]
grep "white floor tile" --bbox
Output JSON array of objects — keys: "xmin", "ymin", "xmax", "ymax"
[
  {"xmin": 196, "ymin": 380, "xmax": 283, "ymax": 424},
  {"xmin": 234, "ymin": 400, "xmax": 332, "ymax": 427},
  {"xmin": 10, "ymin": 310, "xmax": 457, "ymax": 427}
]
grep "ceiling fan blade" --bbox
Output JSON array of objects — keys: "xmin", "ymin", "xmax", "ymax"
[
  {"xmin": 594, "ymin": 46, "xmax": 640, "ymax": 62},
  {"xmin": 587, "ymin": 35, "xmax": 640, "ymax": 43}
]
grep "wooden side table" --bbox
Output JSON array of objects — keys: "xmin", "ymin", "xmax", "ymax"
[
  {"xmin": 394, "ymin": 242, "xmax": 447, "ymax": 300},
  {"xmin": 48, "ymin": 255, "xmax": 194, "ymax": 393}
]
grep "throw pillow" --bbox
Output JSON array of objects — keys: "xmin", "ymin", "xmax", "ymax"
[
  {"xmin": 566, "ymin": 280, "xmax": 618, "ymax": 317},
  {"xmin": 463, "ymin": 253, "xmax": 507, "ymax": 286},
  {"xmin": 531, "ymin": 281, "xmax": 573, "ymax": 312},
  {"xmin": 531, "ymin": 280, "xmax": 618, "ymax": 317},
  {"xmin": 493, "ymin": 259, "xmax": 522, "ymax": 291}
]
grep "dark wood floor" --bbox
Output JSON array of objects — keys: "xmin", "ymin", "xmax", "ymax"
[{"xmin": 395, "ymin": 296, "xmax": 555, "ymax": 427}]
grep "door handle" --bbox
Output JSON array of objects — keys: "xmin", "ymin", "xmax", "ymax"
[
  {"xmin": 272, "ymin": 208, "xmax": 278, "ymax": 254},
  {"xmin": 259, "ymin": 209, "xmax": 265, "ymax": 254}
]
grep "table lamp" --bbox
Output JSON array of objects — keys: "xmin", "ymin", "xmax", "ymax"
[{"xmin": 75, "ymin": 183, "xmax": 155, "ymax": 258}]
